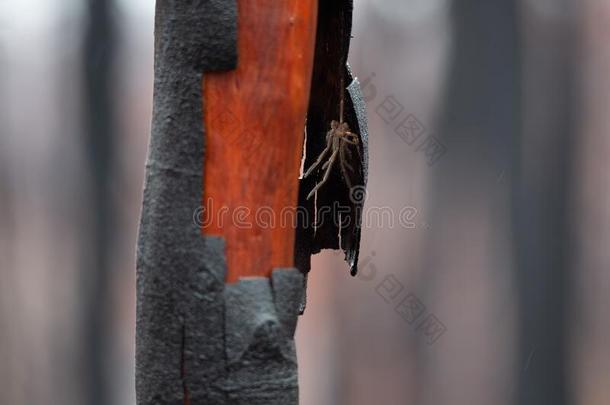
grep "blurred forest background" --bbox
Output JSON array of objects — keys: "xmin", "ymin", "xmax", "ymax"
[{"xmin": 1, "ymin": 0, "xmax": 609, "ymax": 404}]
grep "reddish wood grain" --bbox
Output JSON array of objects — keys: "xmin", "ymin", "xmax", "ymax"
[{"xmin": 202, "ymin": 0, "xmax": 318, "ymax": 283}]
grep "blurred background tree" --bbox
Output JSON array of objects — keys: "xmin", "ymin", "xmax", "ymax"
[{"xmin": 80, "ymin": 0, "xmax": 117, "ymax": 404}]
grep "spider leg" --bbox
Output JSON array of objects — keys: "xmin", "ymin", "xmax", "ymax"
[
  {"xmin": 307, "ymin": 148, "xmax": 338, "ymax": 199},
  {"xmin": 344, "ymin": 145, "xmax": 353, "ymax": 158},
  {"xmin": 342, "ymin": 132, "xmax": 360, "ymax": 145},
  {"xmin": 339, "ymin": 146, "xmax": 354, "ymax": 190},
  {"xmin": 303, "ymin": 136, "xmax": 332, "ymax": 178},
  {"xmin": 346, "ymin": 133, "xmax": 362, "ymax": 158},
  {"xmin": 340, "ymin": 144, "xmax": 355, "ymax": 172},
  {"xmin": 321, "ymin": 157, "xmax": 333, "ymax": 171}
]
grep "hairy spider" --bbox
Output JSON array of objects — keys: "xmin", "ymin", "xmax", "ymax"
[{"xmin": 303, "ymin": 120, "xmax": 360, "ymax": 199}]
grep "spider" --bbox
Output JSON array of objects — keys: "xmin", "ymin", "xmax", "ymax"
[{"xmin": 303, "ymin": 120, "xmax": 360, "ymax": 199}]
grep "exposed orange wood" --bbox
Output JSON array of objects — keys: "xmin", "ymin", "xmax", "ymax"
[{"xmin": 202, "ymin": 0, "xmax": 318, "ymax": 282}]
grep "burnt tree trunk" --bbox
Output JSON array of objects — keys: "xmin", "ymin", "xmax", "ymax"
[{"xmin": 136, "ymin": 2, "xmax": 313, "ymax": 404}]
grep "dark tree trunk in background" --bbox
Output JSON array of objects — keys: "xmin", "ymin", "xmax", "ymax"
[
  {"xmin": 81, "ymin": 0, "xmax": 117, "ymax": 404},
  {"xmin": 422, "ymin": 1, "xmax": 575, "ymax": 404},
  {"xmin": 418, "ymin": 0, "xmax": 521, "ymax": 404},
  {"xmin": 512, "ymin": 6, "xmax": 576, "ymax": 405}
]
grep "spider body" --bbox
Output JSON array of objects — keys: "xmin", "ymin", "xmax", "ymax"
[{"xmin": 303, "ymin": 120, "xmax": 360, "ymax": 199}]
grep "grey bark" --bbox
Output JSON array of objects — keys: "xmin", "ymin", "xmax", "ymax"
[{"xmin": 135, "ymin": 2, "xmax": 304, "ymax": 404}]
